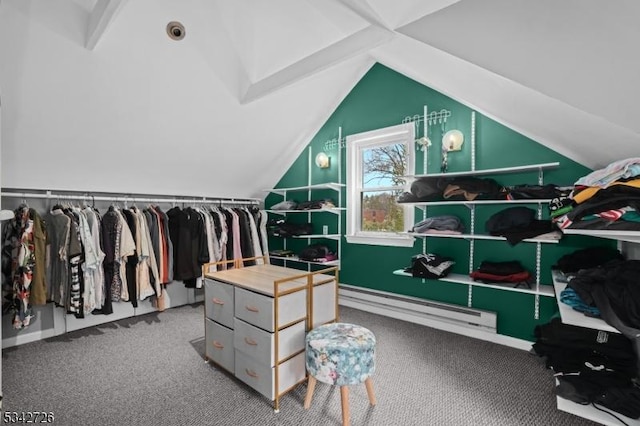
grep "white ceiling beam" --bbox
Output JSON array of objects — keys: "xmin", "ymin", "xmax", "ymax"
[
  {"xmin": 334, "ymin": 0, "xmax": 389, "ymax": 28},
  {"xmin": 241, "ymin": 24, "xmax": 393, "ymax": 103},
  {"xmin": 85, "ymin": 0, "xmax": 128, "ymax": 50}
]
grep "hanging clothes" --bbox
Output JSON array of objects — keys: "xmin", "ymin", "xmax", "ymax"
[
  {"xmin": 257, "ymin": 209, "xmax": 270, "ymax": 263},
  {"xmin": 83, "ymin": 207, "xmax": 106, "ymax": 311},
  {"xmin": 98, "ymin": 206, "xmax": 134, "ymax": 314},
  {"xmin": 210, "ymin": 207, "xmax": 228, "ymax": 269},
  {"xmin": 115, "ymin": 209, "xmax": 136, "ymax": 303},
  {"xmin": 154, "ymin": 206, "xmax": 173, "ymax": 283},
  {"xmin": 245, "ymin": 207, "xmax": 264, "ymax": 264},
  {"xmin": 46, "ymin": 208, "xmax": 71, "ymax": 309},
  {"xmin": 235, "ymin": 208, "xmax": 255, "ymax": 266},
  {"xmin": 121, "ymin": 208, "xmax": 139, "ymax": 306},
  {"xmin": 2, "ymin": 206, "xmax": 36, "ymax": 329},
  {"xmin": 29, "ymin": 208, "xmax": 47, "ymax": 306},
  {"xmin": 167, "ymin": 207, "xmax": 209, "ymax": 288},
  {"xmin": 65, "ymin": 208, "xmax": 85, "ymax": 318},
  {"xmin": 74, "ymin": 206, "xmax": 102, "ymax": 315},
  {"xmin": 132, "ymin": 207, "xmax": 160, "ymax": 300}
]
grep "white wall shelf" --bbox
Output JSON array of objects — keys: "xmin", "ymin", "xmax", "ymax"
[
  {"xmin": 405, "ymin": 162, "xmax": 560, "ymax": 180},
  {"xmin": 292, "ymin": 234, "xmax": 341, "ymax": 241},
  {"xmin": 393, "ymin": 270, "xmax": 555, "ymax": 297},
  {"xmin": 401, "ymin": 232, "xmax": 560, "ymax": 244},
  {"xmin": 270, "ymin": 255, "xmax": 339, "ymax": 267},
  {"xmin": 400, "ymin": 199, "xmax": 553, "ymax": 208},
  {"xmin": 562, "ymin": 228, "xmax": 640, "ymax": 244},
  {"xmin": 264, "ymin": 182, "xmax": 345, "ymax": 195},
  {"xmin": 265, "ymin": 207, "xmax": 345, "ymax": 216},
  {"xmin": 551, "ymin": 270, "xmax": 619, "ymax": 333}
]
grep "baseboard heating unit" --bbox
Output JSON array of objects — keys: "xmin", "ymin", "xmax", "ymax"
[
  {"xmin": 338, "ymin": 284, "xmax": 533, "ymax": 350},
  {"xmin": 339, "ymin": 284, "xmax": 496, "ymax": 331}
]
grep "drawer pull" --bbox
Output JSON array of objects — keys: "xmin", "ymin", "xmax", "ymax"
[
  {"xmin": 212, "ymin": 298, "xmax": 225, "ymax": 305},
  {"xmin": 244, "ymin": 337, "xmax": 258, "ymax": 346},
  {"xmin": 212, "ymin": 340, "xmax": 224, "ymax": 349},
  {"xmin": 245, "ymin": 368, "xmax": 259, "ymax": 379},
  {"xmin": 245, "ymin": 305, "xmax": 259, "ymax": 313}
]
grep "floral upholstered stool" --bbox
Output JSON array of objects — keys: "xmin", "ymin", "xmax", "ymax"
[{"xmin": 303, "ymin": 323, "xmax": 376, "ymax": 426}]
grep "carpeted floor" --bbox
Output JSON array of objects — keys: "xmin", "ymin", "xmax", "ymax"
[{"xmin": 1, "ymin": 304, "xmax": 599, "ymax": 426}]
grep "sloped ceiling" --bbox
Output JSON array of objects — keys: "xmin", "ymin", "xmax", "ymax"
[{"xmin": 1, "ymin": 0, "xmax": 638, "ymax": 201}]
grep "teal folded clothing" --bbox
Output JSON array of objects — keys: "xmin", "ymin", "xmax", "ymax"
[{"xmin": 560, "ymin": 287, "xmax": 600, "ymax": 317}]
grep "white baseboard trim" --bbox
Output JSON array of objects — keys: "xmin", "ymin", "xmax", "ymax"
[
  {"xmin": 339, "ymin": 296, "xmax": 533, "ymax": 352},
  {"xmin": 2, "ymin": 328, "xmax": 59, "ymax": 348}
]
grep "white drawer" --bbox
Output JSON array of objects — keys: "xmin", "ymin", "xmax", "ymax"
[
  {"xmin": 205, "ymin": 279, "xmax": 234, "ymax": 328},
  {"xmin": 205, "ymin": 318, "xmax": 235, "ymax": 373},
  {"xmin": 234, "ymin": 287, "xmax": 307, "ymax": 332},
  {"xmin": 233, "ymin": 318, "xmax": 305, "ymax": 366},
  {"xmin": 312, "ymin": 282, "xmax": 337, "ymax": 328},
  {"xmin": 234, "ymin": 351, "xmax": 306, "ymax": 400}
]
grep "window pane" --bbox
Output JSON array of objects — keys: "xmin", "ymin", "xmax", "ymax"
[
  {"xmin": 361, "ymin": 190, "xmax": 405, "ymax": 232},
  {"xmin": 362, "ymin": 143, "xmax": 407, "ymax": 189}
]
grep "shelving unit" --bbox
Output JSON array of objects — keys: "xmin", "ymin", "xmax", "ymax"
[
  {"xmin": 264, "ymin": 182, "xmax": 344, "ymax": 269},
  {"xmin": 401, "ymin": 160, "xmax": 561, "ymax": 319},
  {"xmin": 265, "ymin": 131, "xmax": 344, "ymax": 271}
]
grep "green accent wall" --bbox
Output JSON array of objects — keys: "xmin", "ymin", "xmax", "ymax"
[{"xmin": 266, "ymin": 63, "xmax": 608, "ymax": 341}]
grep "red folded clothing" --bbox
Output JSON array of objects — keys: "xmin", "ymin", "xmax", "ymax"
[{"xmin": 469, "ymin": 270, "xmax": 531, "ymax": 284}]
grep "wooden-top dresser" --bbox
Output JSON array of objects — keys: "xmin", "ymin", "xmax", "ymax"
[{"xmin": 203, "ymin": 258, "xmax": 339, "ymax": 412}]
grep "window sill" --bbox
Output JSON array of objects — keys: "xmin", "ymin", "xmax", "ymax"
[{"xmin": 345, "ymin": 234, "xmax": 415, "ymax": 247}]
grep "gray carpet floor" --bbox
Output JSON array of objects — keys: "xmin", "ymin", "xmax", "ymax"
[{"xmin": 1, "ymin": 304, "xmax": 599, "ymax": 426}]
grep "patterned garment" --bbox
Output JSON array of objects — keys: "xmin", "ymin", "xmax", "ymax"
[
  {"xmin": 305, "ymin": 323, "xmax": 376, "ymax": 386},
  {"xmin": 10, "ymin": 207, "xmax": 36, "ymax": 329}
]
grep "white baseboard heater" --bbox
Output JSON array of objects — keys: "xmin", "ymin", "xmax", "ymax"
[{"xmin": 338, "ymin": 284, "xmax": 497, "ymax": 334}]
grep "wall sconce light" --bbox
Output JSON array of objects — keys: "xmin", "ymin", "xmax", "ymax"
[
  {"xmin": 315, "ymin": 152, "xmax": 330, "ymax": 169},
  {"xmin": 442, "ymin": 130, "xmax": 464, "ymax": 152}
]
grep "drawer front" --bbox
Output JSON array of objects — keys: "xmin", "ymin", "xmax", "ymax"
[
  {"xmin": 312, "ymin": 282, "xmax": 337, "ymax": 328},
  {"xmin": 234, "ymin": 351, "xmax": 306, "ymax": 400},
  {"xmin": 205, "ymin": 318, "xmax": 235, "ymax": 373},
  {"xmin": 234, "ymin": 318, "xmax": 305, "ymax": 366},
  {"xmin": 205, "ymin": 279, "xmax": 234, "ymax": 328},
  {"xmin": 235, "ymin": 287, "xmax": 307, "ymax": 332}
]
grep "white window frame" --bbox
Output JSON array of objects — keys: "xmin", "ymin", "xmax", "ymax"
[{"xmin": 346, "ymin": 122, "xmax": 415, "ymax": 247}]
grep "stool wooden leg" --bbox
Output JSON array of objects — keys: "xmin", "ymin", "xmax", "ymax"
[
  {"xmin": 304, "ymin": 376, "xmax": 316, "ymax": 410},
  {"xmin": 341, "ymin": 386, "xmax": 350, "ymax": 426},
  {"xmin": 365, "ymin": 377, "xmax": 376, "ymax": 406}
]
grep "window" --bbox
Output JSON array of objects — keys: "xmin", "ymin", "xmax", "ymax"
[{"xmin": 346, "ymin": 122, "xmax": 415, "ymax": 247}]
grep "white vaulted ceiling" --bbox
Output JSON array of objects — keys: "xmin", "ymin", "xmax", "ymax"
[{"xmin": 0, "ymin": 0, "xmax": 638, "ymax": 200}]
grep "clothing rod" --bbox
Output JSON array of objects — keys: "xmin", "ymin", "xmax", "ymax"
[{"xmin": 0, "ymin": 191, "xmax": 260, "ymax": 206}]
